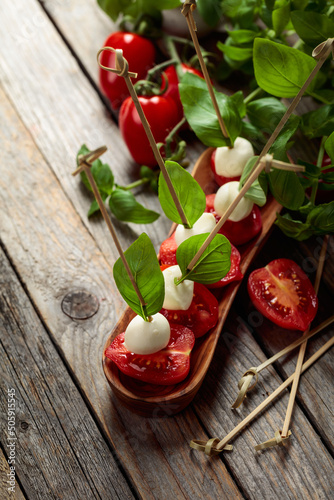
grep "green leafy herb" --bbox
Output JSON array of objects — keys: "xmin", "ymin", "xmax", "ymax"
[
  {"xmin": 325, "ymin": 133, "xmax": 334, "ymax": 163},
  {"xmin": 176, "ymin": 233, "xmax": 231, "ymax": 284},
  {"xmin": 272, "ymin": 0, "xmax": 290, "ymax": 36},
  {"xmin": 97, "ymin": 0, "xmax": 180, "ymax": 22},
  {"xmin": 276, "ymin": 202, "xmax": 334, "ymax": 240},
  {"xmin": 239, "ymin": 156, "xmax": 267, "ymax": 206},
  {"xmin": 268, "ymin": 169, "xmax": 305, "ymax": 210},
  {"xmin": 179, "ymin": 72, "xmax": 242, "ymax": 147},
  {"xmin": 217, "ymin": 41, "xmax": 253, "ymax": 62},
  {"xmin": 78, "ymin": 145, "xmax": 114, "ymax": 195},
  {"xmin": 253, "ymin": 39, "xmax": 317, "ymax": 98},
  {"xmin": 197, "ymin": 0, "xmax": 222, "ymax": 28},
  {"xmin": 291, "ymin": 11, "xmax": 334, "ymax": 46},
  {"xmin": 113, "ymin": 233, "xmax": 164, "ymax": 320},
  {"xmin": 109, "ymin": 189, "xmax": 160, "ymax": 224},
  {"xmin": 301, "ymin": 105, "xmax": 334, "ymax": 139},
  {"xmin": 247, "ymin": 97, "xmax": 287, "ymax": 134},
  {"xmin": 275, "ymin": 213, "xmax": 313, "ymax": 241},
  {"xmin": 158, "ymin": 160, "xmax": 206, "ymax": 228}
]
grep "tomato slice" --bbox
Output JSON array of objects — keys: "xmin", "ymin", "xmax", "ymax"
[
  {"xmin": 205, "ymin": 193, "xmax": 262, "ymax": 246},
  {"xmin": 160, "ymin": 282, "xmax": 218, "ymax": 338},
  {"xmin": 105, "ymin": 324, "xmax": 195, "ymax": 385},
  {"xmin": 159, "ymin": 233, "xmax": 178, "ymax": 266},
  {"xmin": 210, "ymin": 149, "xmax": 241, "ymax": 186},
  {"xmin": 248, "ymin": 259, "xmax": 318, "ymax": 331},
  {"xmin": 207, "ymin": 243, "xmax": 243, "ymax": 288}
]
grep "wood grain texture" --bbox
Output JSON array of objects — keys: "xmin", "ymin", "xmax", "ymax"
[
  {"xmin": 0, "ymin": 448, "xmax": 25, "ymax": 500},
  {"xmin": 0, "ymin": 247, "xmax": 134, "ymax": 500},
  {"xmin": 0, "ymin": 82, "xmax": 241, "ymax": 500},
  {"xmin": 193, "ymin": 309, "xmax": 334, "ymax": 500}
]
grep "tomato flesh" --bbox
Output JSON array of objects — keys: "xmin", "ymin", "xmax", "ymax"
[
  {"xmin": 160, "ymin": 282, "xmax": 218, "ymax": 338},
  {"xmin": 105, "ymin": 324, "xmax": 195, "ymax": 385},
  {"xmin": 205, "ymin": 193, "xmax": 262, "ymax": 246},
  {"xmin": 99, "ymin": 32, "xmax": 155, "ymax": 110},
  {"xmin": 210, "ymin": 149, "xmax": 241, "ymax": 186},
  {"xmin": 159, "ymin": 233, "xmax": 178, "ymax": 266},
  {"xmin": 119, "ymin": 95, "xmax": 179, "ymax": 167},
  {"xmin": 248, "ymin": 259, "xmax": 318, "ymax": 331}
]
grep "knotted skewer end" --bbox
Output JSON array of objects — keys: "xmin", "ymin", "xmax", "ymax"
[
  {"xmin": 254, "ymin": 430, "xmax": 292, "ymax": 451},
  {"xmin": 190, "ymin": 438, "xmax": 233, "ymax": 456}
]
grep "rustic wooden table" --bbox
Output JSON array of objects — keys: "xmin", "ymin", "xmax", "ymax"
[{"xmin": 1, "ymin": 1, "xmax": 333, "ymax": 499}]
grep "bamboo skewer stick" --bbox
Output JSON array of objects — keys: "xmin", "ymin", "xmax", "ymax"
[
  {"xmin": 72, "ymin": 147, "xmax": 147, "ymax": 312},
  {"xmin": 190, "ymin": 334, "xmax": 334, "ymax": 456},
  {"xmin": 97, "ymin": 48, "xmax": 190, "ymax": 228},
  {"xmin": 232, "ymin": 314, "xmax": 334, "ymax": 408},
  {"xmin": 186, "ymin": 38, "xmax": 334, "ymax": 272},
  {"xmin": 181, "ymin": 0, "xmax": 229, "ymax": 140},
  {"xmin": 280, "ymin": 236, "xmax": 329, "ymax": 439}
]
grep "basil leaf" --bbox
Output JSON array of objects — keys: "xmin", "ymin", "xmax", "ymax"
[
  {"xmin": 88, "ymin": 193, "xmax": 108, "ymax": 218},
  {"xmin": 275, "ymin": 213, "xmax": 313, "ymax": 241},
  {"xmin": 176, "ymin": 234, "xmax": 231, "ymax": 284},
  {"xmin": 297, "ymin": 159, "xmax": 321, "ymax": 180},
  {"xmin": 247, "ymin": 97, "xmax": 287, "ymax": 133},
  {"xmin": 241, "ymin": 121, "xmax": 265, "ymax": 144},
  {"xmin": 97, "ymin": 0, "xmax": 180, "ymax": 21},
  {"xmin": 272, "ymin": 0, "xmax": 290, "ymax": 36},
  {"xmin": 230, "ymin": 90, "xmax": 247, "ymax": 118},
  {"xmin": 268, "ymin": 169, "xmax": 305, "ymax": 210},
  {"xmin": 269, "ymin": 114, "xmax": 300, "ymax": 158},
  {"xmin": 217, "ymin": 41, "xmax": 253, "ymax": 62},
  {"xmin": 301, "ymin": 105, "xmax": 334, "ymax": 138},
  {"xmin": 309, "ymin": 89, "xmax": 334, "ymax": 105},
  {"xmin": 158, "ymin": 161, "xmax": 206, "ymax": 228},
  {"xmin": 197, "ymin": 0, "xmax": 222, "ymax": 27},
  {"xmin": 306, "ymin": 201, "xmax": 334, "ymax": 234},
  {"xmin": 291, "ymin": 11, "xmax": 334, "ymax": 46},
  {"xmin": 239, "ymin": 156, "xmax": 267, "ymax": 206},
  {"xmin": 77, "ymin": 144, "xmax": 114, "ymax": 195},
  {"xmin": 179, "ymin": 72, "xmax": 242, "ymax": 147},
  {"xmin": 113, "ymin": 233, "xmax": 164, "ymax": 320},
  {"xmin": 222, "ymin": 0, "xmax": 259, "ymax": 27},
  {"xmin": 109, "ymin": 189, "xmax": 160, "ymax": 224},
  {"xmin": 325, "ymin": 132, "xmax": 334, "ymax": 163},
  {"xmin": 253, "ymin": 39, "xmax": 317, "ymax": 98},
  {"xmin": 227, "ymin": 29, "xmax": 260, "ymax": 43}
]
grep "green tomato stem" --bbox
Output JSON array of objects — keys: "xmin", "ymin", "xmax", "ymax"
[
  {"xmin": 310, "ymin": 136, "xmax": 327, "ymax": 204},
  {"xmin": 121, "ymin": 178, "xmax": 150, "ymax": 190}
]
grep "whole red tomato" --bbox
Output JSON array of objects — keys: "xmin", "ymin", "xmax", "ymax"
[
  {"xmin": 99, "ymin": 32, "xmax": 156, "ymax": 110},
  {"xmin": 248, "ymin": 259, "xmax": 318, "ymax": 331},
  {"xmin": 161, "ymin": 64, "xmax": 204, "ymax": 124},
  {"xmin": 119, "ymin": 95, "xmax": 179, "ymax": 167}
]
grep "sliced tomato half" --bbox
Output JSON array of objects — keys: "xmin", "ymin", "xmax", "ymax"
[
  {"xmin": 161, "ymin": 282, "xmax": 218, "ymax": 338},
  {"xmin": 207, "ymin": 243, "xmax": 243, "ymax": 288},
  {"xmin": 159, "ymin": 233, "xmax": 178, "ymax": 266},
  {"xmin": 248, "ymin": 259, "xmax": 318, "ymax": 331},
  {"xmin": 210, "ymin": 149, "xmax": 241, "ymax": 186},
  {"xmin": 206, "ymin": 193, "xmax": 262, "ymax": 246},
  {"xmin": 104, "ymin": 325, "xmax": 195, "ymax": 385}
]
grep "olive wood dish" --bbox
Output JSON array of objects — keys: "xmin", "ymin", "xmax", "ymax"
[{"xmin": 103, "ymin": 148, "xmax": 281, "ymax": 416}]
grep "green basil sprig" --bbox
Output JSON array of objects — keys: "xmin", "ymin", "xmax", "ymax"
[
  {"xmin": 175, "ymin": 233, "xmax": 231, "ymax": 285},
  {"xmin": 276, "ymin": 202, "xmax": 334, "ymax": 241},
  {"xmin": 239, "ymin": 156, "xmax": 267, "ymax": 207},
  {"xmin": 158, "ymin": 160, "xmax": 206, "ymax": 228},
  {"xmin": 291, "ymin": 11, "xmax": 334, "ymax": 47},
  {"xmin": 113, "ymin": 233, "xmax": 164, "ymax": 321},
  {"xmin": 77, "ymin": 145, "xmax": 159, "ymax": 224}
]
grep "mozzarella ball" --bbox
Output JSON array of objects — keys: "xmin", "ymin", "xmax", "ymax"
[
  {"xmin": 124, "ymin": 313, "xmax": 170, "ymax": 355},
  {"xmin": 162, "ymin": 265, "xmax": 194, "ymax": 311},
  {"xmin": 215, "ymin": 137, "xmax": 254, "ymax": 178},
  {"xmin": 174, "ymin": 213, "xmax": 216, "ymax": 246},
  {"xmin": 214, "ymin": 181, "xmax": 253, "ymax": 222}
]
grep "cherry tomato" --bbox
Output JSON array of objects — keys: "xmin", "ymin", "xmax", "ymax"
[
  {"xmin": 248, "ymin": 259, "xmax": 318, "ymax": 331},
  {"xmin": 205, "ymin": 194, "xmax": 262, "ymax": 246},
  {"xmin": 99, "ymin": 32, "xmax": 156, "ymax": 110},
  {"xmin": 159, "ymin": 233, "xmax": 243, "ymax": 287},
  {"xmin": 160, "ymin": 64, "xmax": 204, "ymax": 125},
  {"xmin": 119, "ymin": 95, "xmax": 179, "ymax": 167},
  {"xmin": 104, "ymin": 324, "xmax": 195, "ymax": 385},
  {"xmin": 210, "ymin": 149, "xmax": 241, "ymax": 186},
  {"xmin": 206, "ymin": 243, "xmax": 243, "ymax": 288},
  {"xmin": 161, "ymin": 282, "xmax": 218, "ymax": 338}
]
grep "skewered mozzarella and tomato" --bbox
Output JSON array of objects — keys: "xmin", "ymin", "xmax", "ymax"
[
  {"xmin": 162, "ymin": 265, "xmax": 194, "ymax": 311},
  {"xmin": 214, "ymin": 181, "xmax": 254, "ymax": 222},
  {"xmin": 124, "ymin": 313, "xmax": 170, "ymax": 355},
  {"xmin": 174, "ymin": 212, "xmax": 216, "ymax": 246},
  {"xmin": 211, "ymin": 137, "xmax": 254, "ymax": 186}
]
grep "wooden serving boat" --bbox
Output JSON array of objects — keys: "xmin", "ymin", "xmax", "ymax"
[{"xmin": 103, "ymin": 148, "xmax": 281, "ymax": 416}]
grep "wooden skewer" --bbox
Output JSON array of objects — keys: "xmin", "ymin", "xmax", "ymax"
[
  {"xmin": 72, "ymin": 147, "xmax": 147, "ymax": 311},
  {"xmin": 181, "ymin": 0, "xmax": 229, "ymax": 140},
  {"xmin": 97, "ymin": 47, "xmax": 190, "ymax": 228},
  {"xmin": 232, "ymin": 314, "xmax": 334, "ymax": 408},
  {"xmin": 190, "ymin": 334, "xmax": 334, "ymax": 455},
  {"xmin": 279, "ymin": 236, "xmax": 329, "ymax": 439},
  {"xmin": 186, "ymin": 38, "xmax": 334, "ymax": 272}
]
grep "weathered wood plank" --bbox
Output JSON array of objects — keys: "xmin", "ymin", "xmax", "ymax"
[
  {"xmin": 235, "ymin": 228, "xmax": 334, "ymax": 453},
  {"xmin": 0, "ymin": 84, "xmax": 241, "ymax": 499},
  {"xmin": 194, "ymin": 309, "xmax": 334, "ymax": 500},
  {"xmin": 0, "ymin": 447, "xmax": 25, "ymax": 500},
  {"xmin": 0, "ymin": 247, "xmax": 134, "ymax": 500}
]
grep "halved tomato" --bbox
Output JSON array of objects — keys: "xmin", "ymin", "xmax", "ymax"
[
  {"xmin": 160, "ymin": 282, "xmax": 218, "ymax": 338},
  {"xmin": 205, "ymin": 193, "xmax": 262, "ymax": 246},
  {"xmin": 207, "ymin": 243, "xmax": 243, "ymax": 288},
  {"xmin": 210, "ymin": 149, "xmax": 241, "ymax": 186},
  {"xmin": 159, "ymin": 233, "xmax": 178, "ymax": 266},
  {"xmin": 248, "ymin": 259, "xmax": 318, "ymax": 331},
  {"xmin": 104, "ymin": 325, "xmax": 195, "ymax": 385}
]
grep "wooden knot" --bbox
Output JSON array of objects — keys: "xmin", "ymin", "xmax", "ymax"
[
  {"xmin": 254, "ymin": 430, "xmax": 292, "ymax": 451},
  {"xmin": 231, "ymin": 367, "xmax": 258, "ymax": 409},
  {"xmin": 190, "ymin": 438, "xmax": 233, "ymax": 456},
  {"xmin": 263, "ymin": 153, "xmax": 273, "ymax": 173},
  {"xmin": 312, "ymin": 38, "xmax": 334, "ymax": 60},
  {"xmin": 97, "ymin": 47, "xmax": 138, "ymax": 79},
  {"xmin": 72, "ymin": 146, "xmax": 107, "ymax": 176},
  {"xmin": 181, "ymin": 0, "xmax": 197, "ymax": 31}
]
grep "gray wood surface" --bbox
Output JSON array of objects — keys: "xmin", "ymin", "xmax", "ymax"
[{"xmin": 0, "ymin": 0, "xmax": 333, "ymax": 498}]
